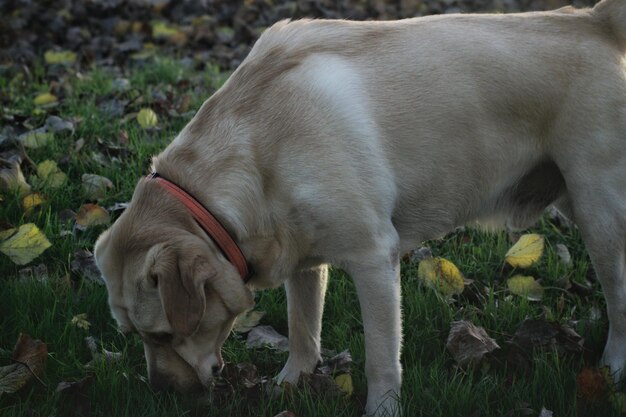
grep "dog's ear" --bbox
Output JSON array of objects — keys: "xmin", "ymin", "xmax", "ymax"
[
  {"xmin": 207, "ymin": 267, "xmax": 254, "ymax": 316},
  {"xmin": 147, "ymin": 240, "xmax": 212, "ymax": 336}
]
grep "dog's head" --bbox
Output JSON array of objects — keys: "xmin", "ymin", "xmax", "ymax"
[{"xmin": 94, "ymin": 179, "xmax": 254, "ymax": 392}]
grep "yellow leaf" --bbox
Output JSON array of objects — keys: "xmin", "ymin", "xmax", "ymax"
[
  {"xmin": 33, "ymin": 93, "xmax": 58, "ymax": 106},
  {"xmin": 507, "ymin": 275, "xmax": 544, "ymax": 301},
  {"xmin": 505, "ymin": 233, "xmax": 544, "ymax": 268},
  {"xmin": 71, "ymin": 313, "xmax": 91, "ymax": 330},
  {"xmin": 44, "ymin": 50, "xmax": 76, "ymax": 65},
  {"xmin": 418, "ymin": 257, "xmax": 465, "ymax": 296},
  {"xmin": 76, "ymin": 204, "xmax": 110, "ymax": 229},
  {"xmin": 152, "ymin": 21, "xmax": 186, "ymax": 44},
  {"xmin": 22, "ymin": 192, "xmax": 45, "ymax": 212},
  {"xmin": 335, "ymin": 374, "xmax": 353, "ymax": 396},
  {"xmin": 37, "ymin": 160, "xmax": 67, "ymax": 188},
  {"xmin": 0, "ymin": 223, "xmax": 52, "ymax": 265},
  {"xmin": 137, "ymin": 108, "xmax": 158, "ymax": 128},
  {"xmin": 20, "ymin": 132, "xmax": 54, "ymax": 148}
]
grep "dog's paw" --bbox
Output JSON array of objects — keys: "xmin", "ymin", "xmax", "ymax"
[{"xmin": 276, "ymin": 355, "xmax": 319, "ymax": 385}]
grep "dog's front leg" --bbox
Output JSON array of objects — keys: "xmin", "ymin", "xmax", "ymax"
[
  {"xmin": 346, "ymin": 249, "xmax": 402, "ymax": 417},
  {"xmin": 277, "ymin": 265, "xmax": 329, "ymax": 384}
]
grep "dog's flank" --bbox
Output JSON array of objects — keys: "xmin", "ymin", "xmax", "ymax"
[{"xmin": 95, "ymin": 1, "xmax": 626, "ymax": 416}]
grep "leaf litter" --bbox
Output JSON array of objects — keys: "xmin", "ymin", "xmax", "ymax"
[
  {"xmin": 446, "ymin": 320, "xmax": 500, "ymax": 367},
  {"xmin": 0, "ymin": 333, "xmax": 48, "ymax": 395}
]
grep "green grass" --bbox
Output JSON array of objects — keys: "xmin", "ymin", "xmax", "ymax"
[{"xmin": 0, "ymin": 57, "xmax": 617, "ymax": 417}]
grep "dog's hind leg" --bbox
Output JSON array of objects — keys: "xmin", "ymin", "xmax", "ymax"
[
  {"xmin": 277, "ymin": 265, "xmax": 329, "ymax": 384},
  {"xmin": 559, "ymin": 150, "xmax": 626, "ymax": 380}
]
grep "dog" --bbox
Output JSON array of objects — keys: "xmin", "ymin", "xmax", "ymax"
[{"xmin": 94, "ymin": 1, "xmax": 626, "ymax": 415}]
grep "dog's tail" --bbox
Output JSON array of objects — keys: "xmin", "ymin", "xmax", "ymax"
[{"xmin": 594, "ymin": 0, "xmax": 626, "ymax": 47}]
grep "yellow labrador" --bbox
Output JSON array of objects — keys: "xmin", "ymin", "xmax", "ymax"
[{"xmin": 95, "ymin": 1, "xmax": 626, "ymax": 415}]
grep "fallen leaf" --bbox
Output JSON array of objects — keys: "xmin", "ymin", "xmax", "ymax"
[
  {"xmin": 75, "ymin": 204, "xmax": 110, "ymax": 230},
  {"xmin": 418, "ymin": 257, "xmax": 465, "ymax": 295},
  {"xmin": 44, "ymin": 50, "xmax": 76, "ymax": 65},
  {"xmin": 82, "ymin": 174, "xmax": 114, "ymax": 200},
  {"xmin": 317, "ymin": 350, "xmax": 352, "ymax": 376},
  {"xmin": 507, "ymin": 275, "xmax": 544, "ymax": 301},
  {"xmin": 297, "ymin": 372, "xmax": 343, "ymax": 397},
  {"xmin": 19, "ymin": 131, "xmax": 54, "ymax": 148},
  {"xmin": 546, "ymin": 206, "xmax": 575, "ymax": 230},
  {"xmin": 33, "ymin": 93, "xmax": 58, "ymax": 106},
  {"xmin": 71, "ymin": 250, "xmax": 105, "ymax": 285},
  {"xmin": 407, "ymin": 246, "xmax": 433, "ymax": 264},
  {"xmin": 0, "ymin": 223, "xmax": 52, "ymax": 265},
  {"xmin": 0, "ymin": 158, "xmax": 31, "ymax": 195},
  {"xmin": 71, "ymin": 314, "xmax": 91, "ymax": 330},
  {"xmin": 36, "ymin": 160, "xmax": 67, "ymax": 188},
  {"xmin": 45, "ymin": 116, "xmax": 74, "ymax": 134},
  {"xmin": 233, "ymin": 310, "xmax": 265, "ymax": 333},
  {"xmin": 446, "ymin": 320, "xmax": 500, "ymax": 367},
  {"xmin": 538, "ymin": 407, "xmax": 553, "ymax": 417},
  {"xmin": 22, "ymin": 192, "xmax": 45, "ymax": 213},
  {"xmin": 84, "ymin": 336, "xmax": 122, "ymax": 367},
  {"xmin": 56, "ymin": 376, "xmax": 91, "ymax": 393},
  {"xmin": 505, "ymin": 234, "xmax": 544, "ymax": 268},
  {"xmin": 556, "ymin": 243, "xmax": 572, "ymax": 267},
  {"xmin": 510, "ymin": 319, "xmax": 584, "ymax": 356},
  {"xmin": 107, "ymin": 202, "xmax": 129, "ymax": 215},
  {"xmin": 151, "ymin": 21, "xmax": 187, "ymax": 45},
  {"xmin": 246, "ymin": 325, "xmax": 289, "ymax": 352},
  {"xmin": 136, "ymin": 108, "xmax": 158, "ymax": 128},
  {"xmin": 18, "ymin": 263, "xmax": 49, "ymax": 282},
  {"xmin": 273, "ymin": 412, "xmax": 298, "ymax": 417},
  {"xmin": 334, "ymin": 373, "xmax": 353, "ymax": 396},
  {"xmin": 576, "ymin": 367, "xmax": 609, "ymax": 403},
  {"xmin": 0, "ymin": 333, "xmax": 47, "ymax": 394}
]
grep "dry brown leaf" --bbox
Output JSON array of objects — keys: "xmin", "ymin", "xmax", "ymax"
[
  {"xmin": 510, "ymin": 319, "xmax": 584, "ymax": 356},
  {"xmin": 576, "ymin": 367, "xmax": 610, "ymax": 403},
  {"xmin": 71, "ymin": 250, "xmax": 104, "ymax": 285},
  {"xmin": 0, "ymin": 333, "xmax": 47, "ymax": 394},
  {"xmin": 446, "ymin": 320, "xmax": 500, "ymax": 367},
  {"xmin": 317, "ymin": 350, "xmax": 352, "ymax": 376}
]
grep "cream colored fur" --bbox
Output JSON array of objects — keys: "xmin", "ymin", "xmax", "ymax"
[{"xmin": 95, "ymin": 1, "xmax": 626, "ymax": 415}]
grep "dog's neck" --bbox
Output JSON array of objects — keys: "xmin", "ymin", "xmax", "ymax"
[{"xmin": 152, "ymin": 136, "xmax": 300, "ymax": 290}]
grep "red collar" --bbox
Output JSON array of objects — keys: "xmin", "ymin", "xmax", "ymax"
[{"xmin": 148, "ymin": 172, "xmax": 251, "ymax": 282}]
